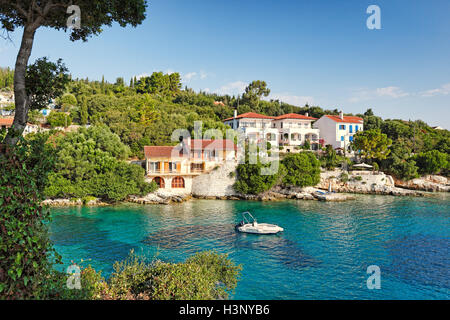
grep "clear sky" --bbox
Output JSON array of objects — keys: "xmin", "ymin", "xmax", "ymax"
[{"xmin": 1, "ymin": 0, "xmax": 449, "ymax": 128}]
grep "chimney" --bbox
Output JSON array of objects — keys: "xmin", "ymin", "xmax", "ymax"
[
  {"xmin": 305, "ymin": 112, "xmax": 309, "ymax": 117},
  {"xmin": 339, "ymin": 110, "xmax": 344, "ymax": 120}
]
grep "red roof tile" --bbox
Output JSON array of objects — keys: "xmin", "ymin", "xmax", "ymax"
[
  {"xmin": 224, "ymin": 112, "xmax": 275, "ymax": 121},
  {"xmin": 274, "ymin": 113, "xmax": 317, "ymax": 120},
  {"xmin": 144, "ymin": 146, "xmax": 176, "ymax": 158},
  {"xmin": 144, "ymin": 139, "xmax": 237, "ymax": 158},
  {"xmin": 190, "ymin": 139, "xmax": 237, "ymax": 151},
  {"xmin": 0, "ymin": 118, "xmax": 13, "ymax": 127},
  {"xmin": 325, "ymin": 115, "xmax": 363, "ymax": 124}
]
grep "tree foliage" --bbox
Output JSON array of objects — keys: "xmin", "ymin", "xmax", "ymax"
[
  {"xmin": 0, "ymin": 136, "xmax": 60, "ymax": 299},
  {"xmin": 281, "ymin": 152, "xmax": 321, "ymax": 187},
  {"xmin": 413, "ymin": 150, "xmax": 448, "ymax": 175},
  {"xmin": 47, "ymin": 111, "xmax": 72, "ymax": 128},
  {"xmin": 44, "ymin": 126, "xmax": 156, "ymax": 201},
  {"xmin": 352, "ymin": 129, "xmax": 392, "ymax": 162}
]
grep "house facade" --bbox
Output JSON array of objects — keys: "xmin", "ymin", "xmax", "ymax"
[
  {"xmin": 144, "ymin": 139, "xmax": 237, "ymax": 194},
  {"xmin": 0, "ymin": 118, "xmax": 40, "ymax": 135},
  {"xmin": 223, "ymin": 111, "xmax": 320, "ymax": 152},
  {"xmin": 313, "ymin": 112, "xmax": 363, "ymax": 150}
]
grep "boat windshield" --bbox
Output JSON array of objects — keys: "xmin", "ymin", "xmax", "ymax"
[{"xmin": 241, "ymin": 211, "xmax": 257, "ymax": 224}]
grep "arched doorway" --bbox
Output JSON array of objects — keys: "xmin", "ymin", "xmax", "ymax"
[
  {"xmin": 171, "ymin": 176, "xmax": 185, "ymax": 188},
  {"xmin": 152, "ymin": 177, "xmax": 165, "ymax": 188}
]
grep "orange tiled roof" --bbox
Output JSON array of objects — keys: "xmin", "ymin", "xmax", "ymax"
[
  {"xmin": 0, "ymin": 118, "xmax": 13, "ymax": 127},
  {"xmin": 144, "ymin": 139, "xmax": 237, "ymax": 158},
  {"xmin": 274, "ymin": 113, "xmax": 317, "ymax": 120},
  {"xmin": 144, "ymin": 146, "xmax": 176, "ymax": 158},
  {"xmin": 224, "ymin": 112, "xmax": 275, "ymax": 121},
  {"xmin": 190, "ymin": 139, "xmax": 237, "ymax": 151},
  {"xmin": 325, "ymin": 115, "xmax": 363, "ymax": 124}
]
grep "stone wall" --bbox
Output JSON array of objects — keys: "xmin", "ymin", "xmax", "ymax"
[{"xmin": 191, "ymin": 161, "xmax": 239, "ymax": 198}]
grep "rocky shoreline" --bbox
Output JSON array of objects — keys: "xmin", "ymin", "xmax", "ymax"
[
  {"xmin": 43, "ymin": 170, "xmax": 447, "ymax": 207},
  {"xmin": 42, "ymin": 198, "xmax": 109, "ymax": 207}
]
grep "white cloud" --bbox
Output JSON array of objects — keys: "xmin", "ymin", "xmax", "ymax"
[
  {"xmin": 135, "ymin": 73, "xmax": 150, "ymax": 80},
  {"xmin": 268, "ymin": 93, "xmax": 314, "ymax": 106},
  {"xmin": 215, "ymin": 81, "xmax": 247, "ymax": 96},
  {"xmin": 200, "ymin": 71, "xmax": 208, "ymax": 80},
  {"xmin": 348, "ymin": 89, "xmax": 372, "ymax": 103},
  {"xmin": 183, "ymin": 72, "xmax": 197, "ymax": 81},
  {"xmin": 376, "ymin": 86, "xmax": 409, "ymax": 98},
  {"xmin": 420, "ymin": 83, "xmax": 450, "ymax": 97},
  {"xmin": 349, "ymin": 86, "xmax": 409, "ymax": 103}
]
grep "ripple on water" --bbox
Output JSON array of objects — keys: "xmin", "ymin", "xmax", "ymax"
[
  {"xmin": 142, "ymin": 224, "xmax": 320, "ymax": 269},
  {"xmin": 384, "ymin": 234, "xmax": 450, "ymax": 289}
]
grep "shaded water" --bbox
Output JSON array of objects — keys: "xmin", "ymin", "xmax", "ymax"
[{"xmin": 49, "ymin": 195, "xmax": 450, "ymax": 299}]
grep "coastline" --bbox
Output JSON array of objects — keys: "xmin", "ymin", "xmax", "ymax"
[{"xmin": 43, "ymin": 169, "xmax": 448, "ymax": 207}]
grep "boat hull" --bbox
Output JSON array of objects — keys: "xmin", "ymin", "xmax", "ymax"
[{"xmin": 236, "ymin": 223, "xmax": 284, "ymax": 235}]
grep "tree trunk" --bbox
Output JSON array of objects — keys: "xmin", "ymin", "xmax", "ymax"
[{"xmin": 4, "ymin": 26, "xmax": 37, "ymax": 146}]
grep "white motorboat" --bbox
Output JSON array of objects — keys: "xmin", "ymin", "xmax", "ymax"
[{"xmin": 235, "ymin": 211, "xmax": 284, "ymax": 234}]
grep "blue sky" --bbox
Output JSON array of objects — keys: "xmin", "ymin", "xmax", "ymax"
[{"xmin": 1, "ymin": 0, "xmax": 449, "ymax": 128}]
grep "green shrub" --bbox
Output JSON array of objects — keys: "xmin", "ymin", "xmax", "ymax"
[
  {"xmin": 339, "ymin": 172, "xmax": 349, "ymax": 183},
  {"xmin": 47, "ymin": 111, "xmax": 72, "ymax": 128},
  {"xmin": 281, "ymin": 152, "xmax": 321, "ymax": 187},
  {"xmin": 372, "ymin": 162, "xmax": 379, "ymax": 172},
  {"xmin": 108, "ymin": 250, "xmax": 241, "ymax": 300},
  {"xmin": 413, "ymin": 150, "xmax": 448, "ymax": 175},
  {"xmin": 391, "ymin": 158, "xmax": 419, "ymax": 181},
  {"xmin": 234, "ymin": 161, "xmax": 284, "ymax": 195}
]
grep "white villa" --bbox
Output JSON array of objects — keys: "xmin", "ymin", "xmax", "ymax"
[
  {"xmin": 313, "ymin": 112, "xmax": 363, "ymax": 150},
  {"xmin": 223, "ymin": 111, "xmax": 321, "ymax": 152}
]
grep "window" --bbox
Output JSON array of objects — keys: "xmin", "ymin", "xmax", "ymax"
[
  {"xmin": 168, "ymin": 162, "xmax": 178, "ymax": 172},
  {"xmin": 152, "ymin": 177, "xmax": 165, "ymax": 188},
  {"xmin": 339, "ymin": 125, "xmax": 346, "ymax": 130},
  {"xmin": 149, "ymin": 162, "xmax": 160, "ymax": 172},
  {"xmin": 349, "ymin": 125, "xmax": 353, "ymax": 133},
  {"xmin": 355, "ymin": 125, "xmax": 359, "ymax": 132},
  {"xmin": 341, "ymin": 136, "xmax": 344, "ymax": 141},
  {"xmin": 349, "ymin": 136, "xmax": 353, "ymax": 142},
  {"xmin": 171, "ymin": 176, "xmax": 185, "ymax": 188}
]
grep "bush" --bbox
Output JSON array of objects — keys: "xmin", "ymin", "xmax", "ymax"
[
  {"xmin": 0, "ymin": 136, "xmax": 60, "ymax": 299},
  {"xmin": 47, "ymin": 111, "xmax": 72, "ymax": 128},
  {"xmin": 391, "ymin": 158, "xmax": 419, "ymax": 181},
  {"xmin": 339, "ymin": 172, "xmax": 349, "ymax": 183},
  {"xmin": 281, "ymin": 152, "xmax": 321, "ymax": 187},
  {"xmin": 413, "ymin": 150, "xmax": 448, "ymax": 175},
  {"xmin": 322, "ymin": 144, "xmax": 337, "ymax": 170},
  {"xmin": 372, "ymin": 162, "xmax": 379, "ymax": 172},
  {"xmin": 108, "ymin": 250, "xmax": 241, "ymax": 300},
  {"xmin": 234, "ymin": 161, "xmax": 284, "ymax": 195}
]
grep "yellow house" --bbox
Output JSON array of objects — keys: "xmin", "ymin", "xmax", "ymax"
[{"xmin": 144, "ymin": 139, "xmax": 237, "ymax": 192}]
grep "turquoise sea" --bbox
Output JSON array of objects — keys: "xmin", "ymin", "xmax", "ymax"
[{"xmin": 49, "ymin": 195, "xmax": 450, "ymax": 299}]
